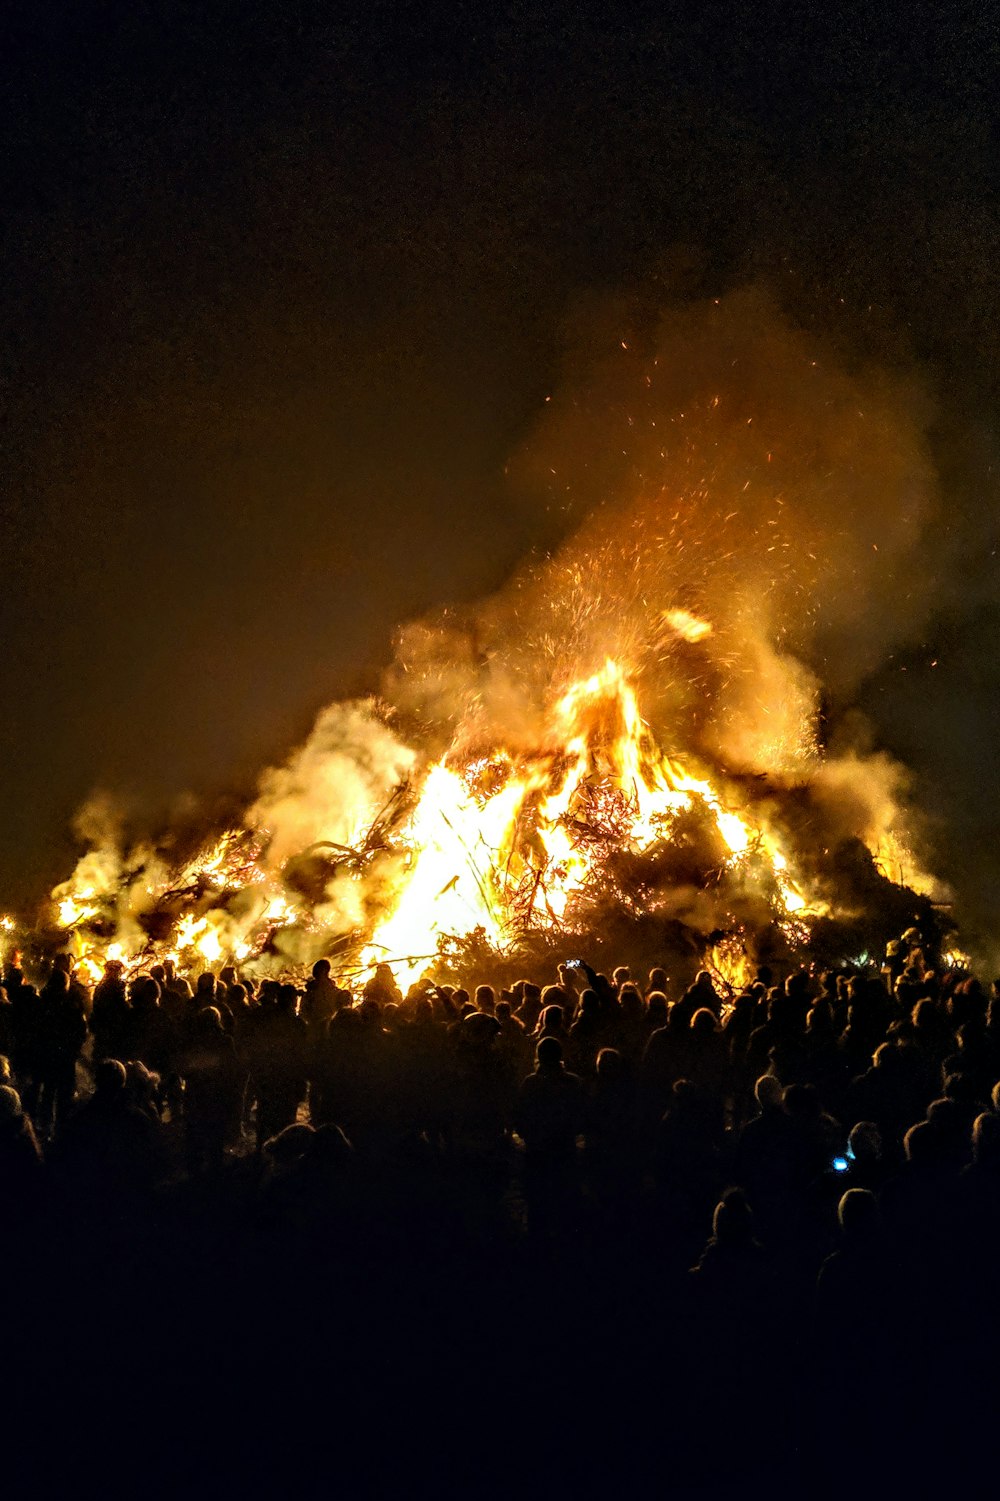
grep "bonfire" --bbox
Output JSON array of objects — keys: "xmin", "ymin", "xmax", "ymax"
[
  {"xmin": 26, "ymin": 290, "xmax": 962, "ymax": 992},
  {"xmin": 36, "ymin": 644, "xmax": 950, "ymax": 994}
]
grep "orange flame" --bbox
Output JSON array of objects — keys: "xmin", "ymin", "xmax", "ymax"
[{"xmin": 49, "ymin": 653, "xmax": 938, "ymax": 989}]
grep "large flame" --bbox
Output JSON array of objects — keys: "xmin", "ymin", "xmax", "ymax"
[
  {"xmin": 42, "ymin": 289, "xmax": 954, "ymax": 986},
  {"xmin": 45, "ymin": 641, "xmax": 938, "ymax": 992},
  {"xmin": 360, "ymin": 655, "xmax": 829, "ymax": 986}
]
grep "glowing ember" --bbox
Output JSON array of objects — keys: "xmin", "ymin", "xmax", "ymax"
[{"xmin": 662, "ymin": 607, "xmax": 713, "ymax": 644}]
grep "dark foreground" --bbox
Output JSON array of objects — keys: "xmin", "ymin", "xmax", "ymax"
[
  {"xmin": 8, "ymin": 1122, "xmax": 1000, "ymax": 1499},
  {"xmin": 4, "ymin": 944, "xmax": 1000, "ymax": 1495}
]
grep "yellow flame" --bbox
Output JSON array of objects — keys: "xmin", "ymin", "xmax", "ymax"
[
  {"xmin": 365, "ymin": 658, "xmax": 828, "ymax": 983},
  {"xmin": 263, "ymin": 894, "xmax": 293, "ymax": 924},
  {"xmin": 45, "ymin": 652, "xmax": 935, "ymax": 986},
  {"xmin": 662, "ymin": 607, "xmax": 713, "ymax": 643},
  {"xmin": 197, "ymin": 928, "xmax": 224, "ymax": 965},
  {"xmin": 707, "ymin": 936, "xmax": 755, "ymax": 994},
  {"xmin": 58, "ymin": 893, "xmax": 97, "ymax": 927},
  {"xmin": 174, "ymin": 914, "xmax": 225, "ymax": 965},
  {"xmin": 871, "ymin": 831, "xmax": 940, "ymax": 900}
]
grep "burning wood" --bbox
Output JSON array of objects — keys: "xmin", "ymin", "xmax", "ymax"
[{"xmin": 41, "ymin": 647, "xmax": 951, "ymax": 990}]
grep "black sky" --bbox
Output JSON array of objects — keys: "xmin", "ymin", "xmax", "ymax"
[{"xmin": 1, "ymin": 0, "xmax": 998, "ymax": 908}]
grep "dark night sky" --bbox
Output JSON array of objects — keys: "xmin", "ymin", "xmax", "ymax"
[{"xmin": 1, "ymin": 0, "xmax": 998, "ymax": 908}]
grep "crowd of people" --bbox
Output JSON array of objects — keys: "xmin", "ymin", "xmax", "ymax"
[
  {"xmin": 3, "ymin": 931, "xmax": 999, "ymax": 1276},
  {"xmin": 2, "ymin": 927, "xmax": 998, "ymax": 1487}
]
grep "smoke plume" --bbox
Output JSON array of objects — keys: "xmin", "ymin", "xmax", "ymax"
[{"xmin": 50, "ymin": 282, "xmax": 996, "ymax": 974}]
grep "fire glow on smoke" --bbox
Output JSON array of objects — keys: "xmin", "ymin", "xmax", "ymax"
[
  {"xmin": 48, "ymin": 648, "xmax": 936, "ymax": 990},
  {"xmin": 44, "ymin": 289, "xmax": 953, "ymax": 987}
]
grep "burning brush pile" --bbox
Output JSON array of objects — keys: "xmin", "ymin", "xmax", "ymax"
[
  {"xmin": 38, "ymin": 653, "xmax": 948, "ymax": 994},
  {"xmin": 31, "ymin": 288, "xmax": 961, "ymax": 990}
]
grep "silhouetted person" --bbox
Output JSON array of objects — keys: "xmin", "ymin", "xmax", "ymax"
[
  {"xmin": 363, "ymin": 963, "xmax": 402, "ymax": 1009},
  {"xmin": 613, "ymin": 984, "xmax": 646, "ymax": 1064},
  {"xmin": 183, "ymin": 1006, "xmax": 244, "ymax": 1173},
  {"xmin": 35, "ymin": 967, "xmax": 87, "ymax": 1131},
  {"xmin": 493, "ymin": 999, "xmax": 529, "ymax": 1080},
  {"xmin": 844, "ymin": 1042, "xmax": 924, "ymax": 1150},
  {"xmin": 655, "ymin": 1079, "xmax": 724, "ymax": 1255},
  {"xmin": 251, "ymin": 985, "xmax": 308, "ymax": 1150},
  {"xmin": 839, "ymin": 1120, "xmax": 892, "ymax": 1197},
  {"xmin": 641, "ymin": 1011, "xmax": 686, "ymax": 1125},
  {"xmin": 881, "ymin": 1116, "xmax": 962, "ymax": 1324},
  {"xmin": 303, "ymin": 959, "xmax": 341, "ymax": 1034},
  {"xmin": 735, "ymin": 1073, "xmax": 796, "ymax": 1218},
  {"xmin": 816, "ymin": 1187, "xmax": 895, "ymax": 1407},
  {"xmin": 7, "ymin": 970, "xmax": 42, "ymax": 1106},
  {"xmin": 690, "ymin": 1188, "xmax": 774, "ymax": 1348},
  {"xmin": 534, "ymin": 1002, "xmax": 569, "ymax": 1048},
  {"xmin": 0, "ymin": 986, "xmax": 12, "ymax": 1062},
  {"xmin": 674, "ymin": 970, "xmax": 722, "ymax": 1028},
  {"xmin": 514, "ymin": 981, "xmax": 543, "ymax": 1033},
  {"xmin": 515, "ymin": 1037, "xmax": 584, "ymax": 1236},
  {"xmin": 474, "ymin": 984, "xmax": 496, "ymax": 1015},
  {"xmin": 129, "ymin": 975, "xmax": 169, "ymax": 1074},
  {"xmin": 645, "ymin": 966, "xmax": 668, "ymax": 997},
  {"xmin": 54, "ymin": 1058, "xmax": 162, "ymax": 1211},
  {"xmin": 684, "ymin": 1007, "xmax": 729, "ymax": 1121},
  {"xmin": 257, "ymin": 1122, "xmax": 357, "ymax": 1243},
  {"xmin": 586, "ymin": 1047, "xmax": 640, "ymax": 1218},
  {"xmin": 90, "ymin": 961, "xmax": 131, "ymax": 1064},
  {"xmin": 0, "ymin": 1084, "xmax": 44, "ymax": 1221},
  {"xmin": 568, "ymin": 989, "xmax": 605, "ymax": 1074},
  {"xmin": 953, "ymin": 1110, "xmax": 1000, "ymax": 1326},
  {"xmin": 449, "ymin": 1010, "xmax": 510, "ymax": 1159},
  {"xmin": 746, "ymin": 989, "xmax": 801, "ymax": 1082}
]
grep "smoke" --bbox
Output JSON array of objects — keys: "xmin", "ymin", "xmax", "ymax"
[
  {"xmin": 50, "ymin": 280, "xmax": 996, "ymax": 969},
  {"xmin": 248, "ymin": 701, "xmax": 415, "ymax": 866},
  {"xmin": 50, "ymin": 794, "xmax": 129, "ymax": 917},
  {"xmin": 390, "ymin": 284, "xmax": 941, "ymax": 786},
  {"xmin": 378, "ymin": 283, "xmax": 988, "ymax": 957},
  {"xmin": 49, "ymin": 702, "xmax": 417, "ymax": 972}
]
